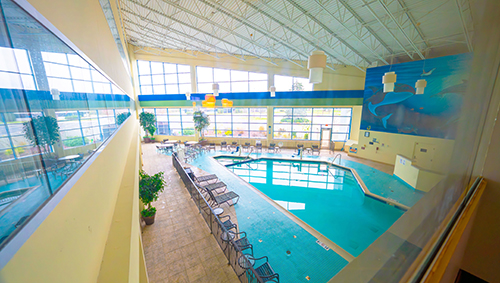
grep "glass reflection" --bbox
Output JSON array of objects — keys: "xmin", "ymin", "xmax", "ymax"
[{"xmin": 0, "ymin": 0, "xmax": 134, "ymax": 247}]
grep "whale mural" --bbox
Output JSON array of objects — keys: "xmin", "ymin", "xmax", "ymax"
[{"xmin": 360, "ymin": 53, "xmax": 472, "ymax": 139}]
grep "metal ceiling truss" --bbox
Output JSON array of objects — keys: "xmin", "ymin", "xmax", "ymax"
[
  {"xmin": 118, "ymin": 0, "xmax": 473, "ymax": 71},
  {"xmin": 455, "ymin": 0, "xmax": 473, "ymax": 52},
  {"xmin": 121, "ymin": 0, "xmax": 280, "ymax": 66}
]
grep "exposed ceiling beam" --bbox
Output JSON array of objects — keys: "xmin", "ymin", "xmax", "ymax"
[
  {"xmin": 198, "ymin": 0, "xmax": 307, "ymax": 69},
  {"xmin": 394, "ymin": 0, "xmax": 430, "ymax": 48},
  {"xmin": 337, "ymin": 0, "xmax": 394, "ymax": 56},
  {"xmin": 455, "ymin": 0, "xmax": 473, "ymax": 52},
  {"xmin": 122, "ymin": 0, "xmax": 279, "ymax": 66},
  {"xmin": 377, "ymin": 0, "xmax": 425, "ymax": 59},
  {"xmin": 149, "ymin": 0, "xmax": 285, "ymax": 65},
  {"xmin": 360, "ymin": 0, "xmax": 415, "ymax": 60},
  {"xmin": 311, "ymin": 0, "xmax": 389, "ymax": 65},
  {"xmin": 283, "ymin": 0, "xmax": 372, "ymax": 65}
]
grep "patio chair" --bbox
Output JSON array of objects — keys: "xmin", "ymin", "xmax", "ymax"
[
  {"xmin": 268, "ymin": 143, "xmax": 276, "ymax": 153},
  {"xmin": 312, "ymin": 145, "xmax": 320, "ymax": 155},
  {"xmin": 255, "ymin": 141, "xmax": 262, "ymax": 153},
  {"xmin": 191, "ymin": 173, "xmax": 218, "ymax": 184},
  {"xmin": 242, "ymin": 142, "xmax": 251, "ymax": 152},
  {"xmin": 219, "ymin": 215, "xmax": 237, "ymax": 232},
  {"xmin": 209, "ymin": 143, "xmax": 216, "ymax": 152},
  {"xmin": 199, "ymin": 181, "xmax": 228, "ymax": 196},
  {"xmin": 221, "ymin": 141, "xmax": 228, "ymax": 151},
  {"xmin": 247, "ymin": 256, "xmax": 279, "ymax": 282},
  {"xmin": 162, "ymin": 139, "xmax": 169, "ymax": 143},
  {"xmin": 205, "ymin": 187, "xmax": 240, "ymax": 207},
  {"xmin": 230, "ymin": 141, "xmax": 238, "ymax": 151},
  {"xmin": 229, "ymin": 231, "xmax": 253, "ymax": 255}
]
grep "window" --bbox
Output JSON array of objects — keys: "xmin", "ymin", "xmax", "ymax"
[
  {"xmin": 0, "ymin": 112, "xmax": 43, "ymax": 160},
  {"xmin": 56, "ymin": 109, "xmax": 129, "ymax": 149},
  {"xmin": 203, "ymin": 108, "xmax": 267, "ymax": 138},
  {"xmin": 143, "ymin": 108, "xmax": 195, "ymax": 136},
  {"xmin": 0, "ymin": 47, "xmax": 37, "ymax": 90},
  {"xmin": 274, "ymin": 75, "xmax": 313, "ymax": 91},
  {"xmin": 273, "ymin": 108, "xmax": 351, "ymax": 141},
  {"xmin": 137, "ymin": 61, "xmax": 191, "ymax": 95},
  {"xmin": 42, "ymin": 52, "xmax": 121, "ymax": 94},
  {"xmin": 196, "ymin": 66, "xmax": 268, "ymax": 93}
]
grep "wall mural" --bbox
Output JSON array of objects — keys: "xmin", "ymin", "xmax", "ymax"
[{"xmin": 360, "ymin": 53, "xmax": 472, "ymax": 139}]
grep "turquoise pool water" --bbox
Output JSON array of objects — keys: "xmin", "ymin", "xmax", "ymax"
[{"xmin": 216, "ymin": 157, "xmax": 405, "ymax": 257}]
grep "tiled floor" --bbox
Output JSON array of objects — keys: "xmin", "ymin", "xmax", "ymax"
[
  {"xmin": 141, "ymin": 144, "xmax": 239, "ymax": 283},
  {"xmin": 141, "ymin": 143, "xmax": 413, "ymax": 283}
]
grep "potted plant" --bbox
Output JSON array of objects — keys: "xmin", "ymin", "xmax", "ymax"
[
  {"xmin": 116, "ymin": 112, "xmax": 131, "ymax": 126},
  {"xmin": 193, "ymin": 110, "xmax": 210, "ymax": 146},
  {"xmin": 139, "ymin": 112, "xmax": 156, "ymax": 143},
  {"xmin": 23, "ymin": 116, "xmax": 61, "ymax": 157},
  {"xmin": 139, "ymin": 170, "xmax": 165, "ymax": 225}
]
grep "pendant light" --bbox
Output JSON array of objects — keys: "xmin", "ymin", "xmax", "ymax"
[
  {"xmin": 415, "ymin": 79, "xmax": 427, "ymax": 95},
  {"xmin": 307, "ymin": 51, "xmax": 326, "ymax": 84},
  {"xmin": 51, "ymin": 88, "xmax": 60, "ymax": 100},
  {"xmin": 185, "ymin": 92, "xmax": 191, "ymax": 100},
  {"xmin": 382, "ymin": 71, "xmax": 397, "ymax": 92},
  {"xmin": 269, "ymin": 86, "xmax": 276, "ymax": 97},
  {"xmin": 212, "ymin": 83, "xmax": 219, "ymax": 96}
]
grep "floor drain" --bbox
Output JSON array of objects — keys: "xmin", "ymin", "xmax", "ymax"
[{"xmin": 286, "ymin": 250, "xmax": 291, "ymax": 256}]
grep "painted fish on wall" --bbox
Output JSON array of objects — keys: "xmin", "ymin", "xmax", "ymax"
[{"xmin": 365, "ymin": 83, "xmax": 416, "ymax": 128}]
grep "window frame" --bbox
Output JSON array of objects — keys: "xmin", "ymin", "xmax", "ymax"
[{"xmin": 137, "ymin": 60, "xmax": 191, "ymax": 95}]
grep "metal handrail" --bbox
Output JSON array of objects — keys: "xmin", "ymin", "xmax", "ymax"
[
  {"xmin": 331, "ymin": 153, "xmax": 342, "ymax": 165},
  {"xmin": 171, "ymin": 153, "xmax": 265, "ymax": 283}
]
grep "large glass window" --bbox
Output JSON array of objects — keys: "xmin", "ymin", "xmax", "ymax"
[
  {"xmin": 137, "ymin": 61, "xmax": 191, "ymax": 95},
  {"xmin": 143, "ymin": 108, "xmax": 195, "ymax": 136},
  {"xmin": 0, "ymin": 47, "xmax": 37, "ymax": 90},
  {"xmin": 0, "ymin": 0, "xmax": 135, "ymax": 249},
  {"xmin": 274, "ymin": 74, "xmax": 313, "ymax": 91},
  {"xmin": 196, "ymin": 66, "xmax": 268, "ymax": 93},
  {"xmin": 42, "ymin": 52, "xmax": 121, "ymax": 94},
  {"xmin": 203, "ymin": 108, "xmax": 267, "ymax": 138},
  {"xmin": 273, "ymin": 108, "xmax": 351, "ymax": 141}
]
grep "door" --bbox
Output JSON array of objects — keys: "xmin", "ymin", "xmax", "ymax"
[
  {"xmin": 320, "ymin": 128, "xmax": 331, "ymax": 149},
  {"xmin": 413, "ymin": 142, "xmax": 436, "ymax": 170}
]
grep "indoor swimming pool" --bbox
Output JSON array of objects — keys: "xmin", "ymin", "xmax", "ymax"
[{"xmin": 215, "ymin": 157, "xmax": 405, "ymax": 257}]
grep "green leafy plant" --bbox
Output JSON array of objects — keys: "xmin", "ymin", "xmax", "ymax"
[
  {"xmin": 63, "ymin": 136, "xmax": 90, "ymax": 148},
  {"xmin": 139, "ymin": 112, "xmax": 156, "ymax": 137},
  {"xmin": 139, "ymin": 170, "xmax": 165, "ymax": 218},
  {"xmin": 116, "ymin": 112, "xmax": 131, "ymax": 126},
  {"xmin": 193, "ymin": 110, "xmax": 210, "ymax": 141},
  {"xmin": 23, "ymin": 116, "xmax": 60, "ymax": 155},
  {"xmin": 291, "ymin": 81, "xmax": 304, "ymax": 91}
]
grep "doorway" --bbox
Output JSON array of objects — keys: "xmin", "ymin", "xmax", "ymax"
[{"xmin": 320, "ymin": 128, "xmax": 331, "ymax": 149}]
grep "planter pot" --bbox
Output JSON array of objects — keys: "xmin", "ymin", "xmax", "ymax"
[
  {"xmin": 143, "ymin": 214, "xmax": 156, "ymax": 225},
  {"xmin": 143, "ymin": 137, "xmax": 151, "ymax": 143},
  {"xmin": 199, "ymin": 140, "xmax": 209, "ymax": 146}
]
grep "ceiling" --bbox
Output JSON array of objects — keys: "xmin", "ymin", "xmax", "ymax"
[{"xmin": 117, "ymin": 0, "xmax": 475, "ymax": 71}]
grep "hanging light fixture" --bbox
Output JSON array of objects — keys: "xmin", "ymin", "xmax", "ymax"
[
  {"xmin": 185, "ymin": 92, "xmax": 191, "ymax": 100},
  {"xmin": 212, "ymin": 83, "xmax": 219, "ymax": 97},
  {"xmin": 415, "ymin": 79, "xmax": 427, "ymax": 95},
  {"xmin": 269, "ymin": 86, "xmax": 276, "ymax": 97},
  {"xmin": 307, "ymin": 51, "xmax": 327, "ymax": 84},
  {"xmin": 50, "ymin": 88, "xmax": 60, "ymax": 100},
  {"xmin": 221, "ymin": 98, "xmax": 233, "ymax": 107},
  {"xmin": 382, "ymin": 71, "xmax": 397, "ymax": 92}
]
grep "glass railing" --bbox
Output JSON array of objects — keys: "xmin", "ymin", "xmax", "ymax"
[{"xmin": 0, "ymin": 0, "xmax": 134, "ymax": 249}]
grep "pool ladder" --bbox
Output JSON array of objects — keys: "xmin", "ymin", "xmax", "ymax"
[{"xmin": 331, "ymin": 154, "xmax": 342, "ymax": 165}]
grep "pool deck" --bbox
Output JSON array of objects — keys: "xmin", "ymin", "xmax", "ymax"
[
  {"xmin": 141, "ymin": 144, "xmax": 425, "ymax": 283},
  {"xmin": 188, "ymin": 148, "xmax": 423, "ymax": 283}
]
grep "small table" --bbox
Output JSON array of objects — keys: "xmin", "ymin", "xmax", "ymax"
[
  {"xmin": 162, "ymin": 140, "xmax": 177, "ymax": 144},
  {"xmin": 220, "ymin": 231, "xmax": 235, "ymax": 243},
  {"xmin": 186, "ymin": 141, "xmax": 198, "ymax": 145},
  {"xmin": 213, "ymin": 207, "xmax": 224, "ymax": 216},
  {"xmin": 237, "ymin": 255, "xmax": 255, "ymax": 270},
  {"xmin": 305, "ymin": 148, "xmax": 312, "ymax": 154}
]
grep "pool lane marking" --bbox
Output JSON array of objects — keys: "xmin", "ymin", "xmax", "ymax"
[{"xmin": 211, "ymin": 155, "xmax": 356, "ymax": 263}]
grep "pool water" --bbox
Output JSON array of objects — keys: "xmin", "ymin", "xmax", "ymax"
[{"xmin": 218, "ymin": 157, "xmax": 405, "ymax": 257}]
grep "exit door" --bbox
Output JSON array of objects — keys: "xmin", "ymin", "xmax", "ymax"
[{"xmin": 320, "ymin": 128, "xmax": 331, "ymax": 149}]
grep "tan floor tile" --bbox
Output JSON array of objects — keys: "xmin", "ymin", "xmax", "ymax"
[
  {"xmin": 186, "ymin": 263, "xmax": 207, "ymax": 282},
  {"xmin": 166, "ymin": 271, "xmax": 189, "ymax": 283}
]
